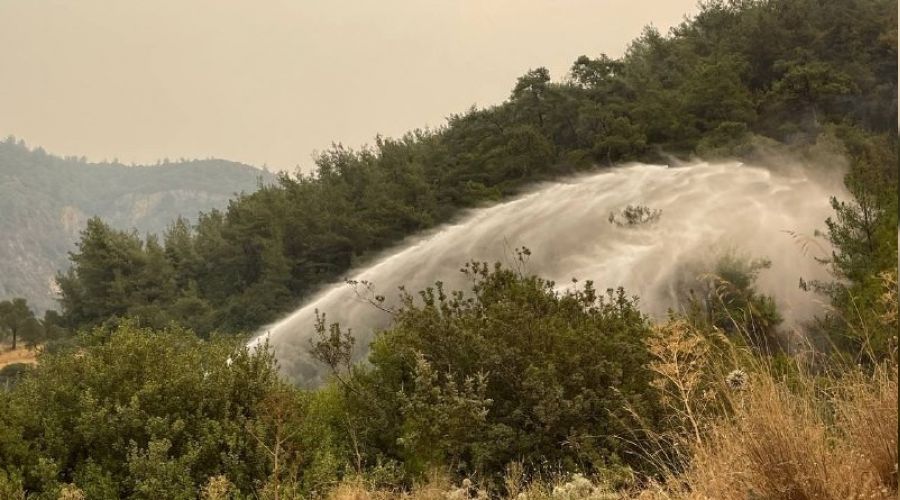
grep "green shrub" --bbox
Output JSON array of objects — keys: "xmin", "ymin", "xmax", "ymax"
[
  {"xmin": 319, "ymin": 258, "xmax": 662, "ymax": 482},
  {"xmin": 0, "ymin": 322, "xmax": 286, "ymax": 497}
]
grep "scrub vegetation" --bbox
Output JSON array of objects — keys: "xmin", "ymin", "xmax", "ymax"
[{"xmin": 0, "ymin": 0, "xmax": 896, "ymax": 498}]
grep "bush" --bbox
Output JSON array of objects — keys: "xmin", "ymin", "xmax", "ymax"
[
  {"xmin": 0, "ymin": 363, "xmax": 32, "ymax": 389},
  {"xmin": 319, "ymin": 258, "xmax": 662, "ymax": 482},
  {"xmin": 0, "ymin": 322, "xmax": 289, "ymax": 497}
]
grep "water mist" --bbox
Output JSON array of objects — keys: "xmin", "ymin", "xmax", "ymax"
[{"xmin": 251, "ymin": 162, "xmax": 842, "ymax": 385}]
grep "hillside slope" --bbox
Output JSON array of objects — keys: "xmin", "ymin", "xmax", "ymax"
[
  {"xmin": 56, "ymin": 0, "xmax": 898, "ymax": 335},
  {"xmin": 0, "ymin": 138, "xmax": 273, "ymax": 311}
]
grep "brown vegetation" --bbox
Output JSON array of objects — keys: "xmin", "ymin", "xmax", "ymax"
[{"xmin": 0, "ymin": 344, "xmax": 38, "ymax": 369}]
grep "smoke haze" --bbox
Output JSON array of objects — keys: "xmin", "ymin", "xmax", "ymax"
[{"xmin": 0, "ymin": 0, "xmax": 697, "ymax": 171}]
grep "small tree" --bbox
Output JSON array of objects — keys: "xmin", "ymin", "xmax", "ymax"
[
  {"xmin": 0, "ymin": 298, "xmax": 43, "ymax": 350},
  {"xmin": 813, "ymin": 133, "xmax": 898, "ymax": 360}
]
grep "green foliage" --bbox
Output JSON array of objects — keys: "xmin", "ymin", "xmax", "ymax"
[
  {"xmin": 316, "ymin": 259, "xmax": 661, "ymax": 481},
  {"xmin": 0, "ymin": 469, "xmax": 25, "ymax": 500},
  {"xmin": 56, "ymin": 218, "xmax": 195, "ymax": 332},
  {"xmin": 0, "ymin": 322, "xmax": 294, "ymax": 497},
  {"xmin": 695, "ymin": 255, "xmax": 783, "ymax": 353},
  {"xmin": 815, "ymin": 129, "xmax": 898, "ymax": 359},
  {"xmin": 55, "ymin": 0, "xmax": 897, "ymax": 339},
  {"xmin": 0, "ymin": 364, "xmax": 31, "ymax": 389}
]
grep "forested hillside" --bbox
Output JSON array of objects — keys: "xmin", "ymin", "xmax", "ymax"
[
  {"xmin": 56, "ymin": 0, "xmax": 897, "ymax": 336},
  {"xmin": 0, "ymin": 0, "xmax": 896, "ymax": 498},
  {"xmin": 0, "ymin": 139, "xmax": 272, "ymax": 312}
]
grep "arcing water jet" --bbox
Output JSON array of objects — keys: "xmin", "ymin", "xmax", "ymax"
[{"xmin": 252, "ymin": 162, "xmax": 841, "ymax": 385}]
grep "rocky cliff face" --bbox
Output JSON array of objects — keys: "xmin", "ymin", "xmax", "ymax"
[{"xmin": 0, "ymin": 139, "xmax": 274, "ymax": 311}]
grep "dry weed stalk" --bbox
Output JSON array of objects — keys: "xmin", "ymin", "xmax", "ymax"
[{"xmin": 646, "ymin": 319, "xmax": 722, "ymax": 443}]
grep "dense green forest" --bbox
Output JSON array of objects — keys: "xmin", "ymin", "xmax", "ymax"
[
  {"xmin": 0, "ymin": 139, "xmax": 271, "ymax": 312},
  {"xmin": 0, "ymin": 0, "xmax": 897, "ymax": 498}
]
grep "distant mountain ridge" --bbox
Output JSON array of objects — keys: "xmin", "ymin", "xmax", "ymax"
[{"xmin": 0, "ymin": 137, "xmax": 274, "ymax": 311}]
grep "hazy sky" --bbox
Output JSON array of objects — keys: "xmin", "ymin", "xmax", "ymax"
[{"xmin": 0, "ymin": 1, "xmax": 698, "ymax": 172}]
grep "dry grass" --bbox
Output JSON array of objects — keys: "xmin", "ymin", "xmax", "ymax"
[
  {"xmin": 669, "ymin": 366, "xmax": 896, "ymax": 500},
  {"xmin": 642, "ymin": 322, "xmax": 898, "ymax": 500},
  {"xmin": 0, "ymin": 344, "xmax": 39, "ymax": 370},
  {"xmin": 833, "ymin": 364, "xmax": 898, "ymax": 491}
]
